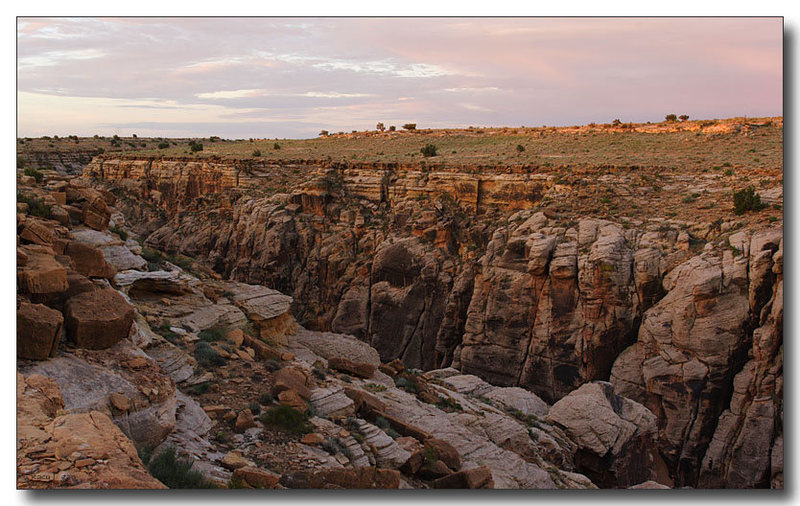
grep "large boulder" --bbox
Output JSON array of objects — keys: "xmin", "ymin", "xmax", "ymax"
[
  {"xmin": 17, "ymin": 302, "xmax": 63, "ymax": 360},
  {"xmin": 64, "ymin": 288, "xmax": 135, "ymax": 349},
  {"xmin": 82, "ymin": 196, "xmax": 111, "ymax": 231},
  {"xmin": 546, "ymin": 381, "xmax": 657, "ymax": 488},
  {"xmin": 18, "ymin": 245, "xmax": 68, "ymax": 295},
  {"xmin": 64, "ymin": 241, "xmax": 115, "ymax": 278}
]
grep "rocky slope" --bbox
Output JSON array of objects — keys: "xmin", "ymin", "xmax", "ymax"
[{"xmin": 17, "ymin": 123, "xmax": 782, "ymax": 489}]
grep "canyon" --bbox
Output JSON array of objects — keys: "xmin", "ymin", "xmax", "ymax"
[{"xmin": 16, "ymin": 118, "xmax": 783, "ymax": 489}]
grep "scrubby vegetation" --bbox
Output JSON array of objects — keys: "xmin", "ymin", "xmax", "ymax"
[
  {"xmin": 142, "ymin": 446, "xmax": 215, "ymax": 489},
  {"xmin": 194, "ymin": 341, "xmax": 226, "ymax": 368},
  {"xmin": 258, "ymin": 405, "xmax": 312, "ymax": 435},
  {"xmin": 733, "ymin": 186, "xmax": 766, "ymax": 215}
]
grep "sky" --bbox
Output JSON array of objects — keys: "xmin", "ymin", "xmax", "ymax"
[{"xmin": 16, "ymin": 17, "xmax": 783, "ymax": 139}]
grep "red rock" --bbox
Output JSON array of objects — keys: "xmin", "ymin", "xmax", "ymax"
[
  {"xmin": 379, "ymin": 413, "xmax": 431, "ymax": 441},
  {"xmin": 234, "ymin": 409, "xmax": 256, "ymax": 433},
  {"xmin": 82, "ymin": 197, "xmax": 110, "ymax": 231},
  {"xmin": 19, "ymin": 220, "xmax": 54, "ymax": 246},
  {"xmin": 17, "ymin": 246, "xmax": 68, "ymax": 295},
  {"xmin": 64, "ymin": 288, "xmax": 135, "ymax": 349},
  {"xmin": 425, "ymin": 438, "xmax": 461, "ymax": 471},
  {"xmin": 65, "ymin": 241, "xmax": 115, "ymax": 279},
  {"xmin": 52, "ymin": 192, "xmax": 66, "ymax": 206},
  {"xmin": 432, "ymin": 466, "xmax": 494, "ymax": 489},
  {"xmin": 300, "ymin": 433, "xmax": 325, "ymax": 445},
  {"xmin": 415, "ymin": 460, "xmax": 452, "ymax": 480},
  {"xmin": 232, "ymin": 467, "xmax": 280, "ymax": 489},
  {"xmin": 227, "ymin": 328, "xmax": 244, "ymax": 347},
  {"xmin": 277, "ymin": 389, "xmax": 307, "ymax": 411},
  {"xmin": 399, "ymin": 450, "xmax": 424, "ymax": 474},
  {"xmin": 379, "ymin": 359, "xmax": 405, "ymax": 377},
  {"xmin": 109, "ymin": 393, "xmax": 130, "ymax": 412},
  {"xmin": 17, "ymin": 302, "xmax": 63, "ymax": 360},
  {"xmin": 271, "ymin": 368, "xmax": 311, "ymax": 400},
  {"xmin": 280, "ymin": 467, "xmax": 400, "ymax": 489},
  {"xmin": 328, "ymin": 357, "xmax": 376, "ymax": 378}
]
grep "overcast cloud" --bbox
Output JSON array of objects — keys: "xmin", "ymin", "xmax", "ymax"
[{"xmin": 17, "ymin": 17, "xmax": 782, "ymax": 138}]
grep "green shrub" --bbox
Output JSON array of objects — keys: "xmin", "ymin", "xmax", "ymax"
[
  {"xmin": 109, "ymin": 225, "xmax": 128, "ymax": 241},
  {"xmin": 145, "ymin": 446, "xmax": 215, "ymax": 489},
  {"xmin": 258, "ymin": 392, "xmax": 274, "ymax": 406},
  {"xmin": 258, "ymin": 405, "xmax": 312, "ymax": 435},
  {"xmin": 665, "ymin": 114, "xmax": 677, "ymax": 122},
  {"xmin": 186, "ymin": 382, "xmax": 210, "ymax": 395},
  {"xmin": 394, "ymin": 376, "xmax": 418, "ymax": 394},
  {"xmin": 402, "ymin": 123, "xmax": 417, "ymax": 130},
  {"xmin": 167, "ymin": 254, "xmax": 194, "ymax": 270},
  {"xmin": 273, "ymin": 143, "xmax": 281, "ymax": 150},
  {"xmin": 23, "ymin": 167, "xmax": 43, "ymax": 183},
  {"xmin": 373, "ymin": 416, "xmax": 398, "ymax": 438},
  {"xmin": 321, "ymin": 437, "xmax": 352, "ymax": 459},
  {"xmin": 194, "ymin": 341, "xmax": 226, "ymax": 368},
  {"xmin": 252, "ymin": 150, "xmax": 261, "ymax": 157},
  {"xmin": 733, "ymin": 186, "xmax": 766, "ymax": 215},
  {"xmin": 516, "ymin": 144, "xmax": 525, "ymax": 153},
  {"xmin": 436, "ymin": 396, "xmax": 463, "ymax": 413},
  {"xmin": 227, "ymin": 476, "xmax": 247, "ymax": 488},
  {"xmin": 141, "ymin": 247, "xmax": 164, "ymax": 265},
  {"xmin": 17, "ymin": 192, "xmax": 51, "ymax": 218},
  {"xmin": 158, "ymin": 141, "xmax": 170, "ymax": 149},
  {"xmin": 189, "ymin": 142, "xmax": 203, "ymax": 152},
  {"xmin": 198, "ymin": 326, "xmax": 227, "ymax": 342},
  {"xmin": 248, "ymin": 401, "xmax": 261, "ymax": 416},
  {"xmin": 420, "ymin": 144, "xmax": 437, "ymax": 157}
]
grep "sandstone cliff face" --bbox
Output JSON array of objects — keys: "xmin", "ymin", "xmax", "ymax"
[
  {"xmin": 610, "ymin": 230, "xmax": 783, "ymax": 487},
  {"xmin": 459, "ymin": 214, "xmax": 678, "ymax": 403}
]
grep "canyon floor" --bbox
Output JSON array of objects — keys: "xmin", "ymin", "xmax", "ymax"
[{"xmin": 16, "ymin": 117, "xmax": 783, "ymax": 489}]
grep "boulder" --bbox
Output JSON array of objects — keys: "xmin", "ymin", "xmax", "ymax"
[
  {"xmin": 234, "ymin": 409, "xmax": 256, "ymax": 433},
  {"xmin": 232, "ymin": 467, "xmax": 280, "ymax": 489},
  {"xmin": 18, "ymin": 245, "xmax": 68, "ymax": 295},
  {"xmin": 271, "ymin": 367, "xmax": 311, "ymax": 400},
  {"xmin": 546, "ymin": 381, "xmax": 657, "ymax": 488},
  {"xmin": 432, "ymin": 466, "xmax": 494, "ymax": 489},
  {"xmin": 82, "ymin": 196, "xmax": 110, "ymax": 231},
  {"xmin": 424, "ymin": 438, "xmax": 461, "ymax": 471},
  {"xmin": 220, "ymin": 451, "xmax": 255, "ymax": 470},
  {"xmin": 64, "ymin": 288, "xmax": 135, "ymax": 349},
  {"xmin": 19, "ymin": 219, "xmax": 54, "ymax": 246},
  {"xmin": 328, "ymin": 357, "xmax": 376, "ymax": 378},
  {"xmin": 17, "ymin": 302, "xmax": 63, "ymax": 360},
  {"xmin": 65, "ymin": 241, "xmax": 115, "ymax": 278}
]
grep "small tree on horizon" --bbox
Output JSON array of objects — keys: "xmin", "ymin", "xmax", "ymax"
[
  {"xmin": 665, "ymin": 114, "xmax": 678, "ymax": 122},
  {"xmin": 376, "ymin": 122, "xmax": 385, "ymax": 132},
  {"xmin": 402, "ymin": 123, "xmax": 417, "ymax": 131},
  {"xmin": 679, "ymin": 114, "xmax": 690, "ymax": 122}
]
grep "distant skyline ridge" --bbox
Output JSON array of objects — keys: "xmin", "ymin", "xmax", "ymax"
[{"xmin": 17, "ymin": 17, "xmax": 782, "ymax": 139}]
